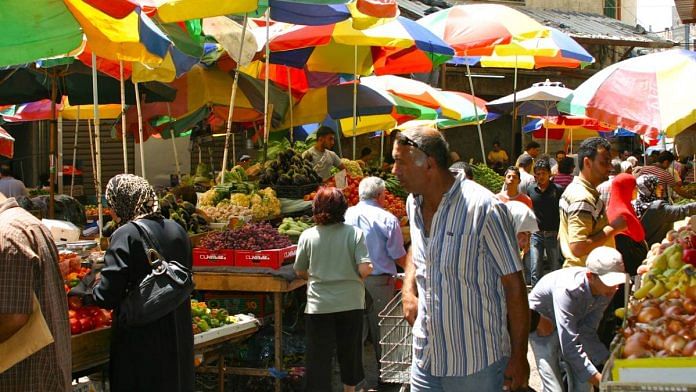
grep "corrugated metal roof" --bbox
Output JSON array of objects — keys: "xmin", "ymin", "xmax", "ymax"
[
  {"xmin": 397, "ymin": 0, "xmax": 675, "ymax": 48},
  {"xmin": 674, "ymin": 0, "xmax": 696, "ymax": 24},
  {"xmin": 517, "ymin": 8, "xmax": 675, "ymax": 48}
]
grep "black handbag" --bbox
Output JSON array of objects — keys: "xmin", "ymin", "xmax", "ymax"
[{"xmin": 118, "ymin": 219, "xmax": 194, "ymax": 327}]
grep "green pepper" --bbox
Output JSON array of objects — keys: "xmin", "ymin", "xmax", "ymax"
[
  {"xmin": 197, "ymin": 319, "xmax": 210, "ymax": 332},
  {"xmin": 217, "ymin": 309, "xmax": 229, "ymax": 322},
  {"xmin": 68, "ymin": 279, "xmax": 81, "ymax": 288}
]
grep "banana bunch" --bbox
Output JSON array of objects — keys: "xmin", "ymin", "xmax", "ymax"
[{"xmin": 634, "ymin": 244, "xmax": 696, "ymax": 299}]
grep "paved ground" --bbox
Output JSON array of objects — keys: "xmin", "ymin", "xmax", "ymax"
[{"xmin": 334, "ymin": 343, "xmax": 542, "ymax": 392}]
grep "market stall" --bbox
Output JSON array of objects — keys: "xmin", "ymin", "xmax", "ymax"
[{"xmin": 601, "ymin": 217, "xmax": 696, "ymax": 391}]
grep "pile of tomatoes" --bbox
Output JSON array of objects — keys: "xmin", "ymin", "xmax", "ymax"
[
  {"xmin": 304, "ymin": 175, "xmax": 407, "ymax": 220},
  {"xmin": 67, "ymin": 297, "xmax": 112, "ymax": 335}
]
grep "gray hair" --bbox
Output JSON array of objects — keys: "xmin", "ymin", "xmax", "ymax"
[
  {"xmin": 620, "ymin": 161, "xmax": 632, "ymax": 173},
  {"xmin": 398, "ymin": 126, "xmax": 450, "ymax": 169},
  {"xmin": 359, "ymin": 176, "xmax": 385, "ymax": 201},
  {"xmin": 611, "ymin": 158, "xmax": 622, "ymax": 175}
]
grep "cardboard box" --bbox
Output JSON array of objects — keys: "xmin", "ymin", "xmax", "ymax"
[
  {"xmin": 192, "ymin": 248, "xmax": 235, "ymax": 267},
  {"xmin": 235, "ymin": 245, "xmax": 297, "ymax": 269}
]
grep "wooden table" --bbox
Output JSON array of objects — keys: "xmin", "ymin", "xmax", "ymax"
[{"xmin": 193, "ymin": 272, "xmax": 306, "ymax": 392}]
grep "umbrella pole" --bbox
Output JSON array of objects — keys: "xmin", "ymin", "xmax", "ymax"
[
  {"xmin": 464, "ymin": 60, "xmax": 486, "ymax": 163},
  {"xmin": 511, "ymin": 56, "xmax": 518, "ymax": 155},
  {"xmin": 58, "ymin": 113, "xmax": 64, "ymax": 196},
  {"xmin": 380, "ymin": 130, "xmax": 385, "ymax": 166},
  {"xmin": 120, "ymin": 61, "xmax": 128, "ymax": 173},
  {"xmin": 166, "ymin": 103, "xmax": 181, "ymax": 178},
  {"xmin": 350, "ymin": 46, "xmax": 360, "ymax": 160},
  {"xmin": 91, "ymin": 53, "xmax": 103, "ymax": 239},
  {"xmin": 221, "ymin": 15, "xmax": 249, "ymax": 184},
  {"xmin": 642, "ymin": 137, "xmax": 647, "ymax": 166},
  {"xmin": 87, "ymin": 120, "xmax": 98, "ymax": 206},
  {"xmin": 134, "ymin": 82, "xmax": 146, "ymax": 179},
  {"xmin": 569, "ymin": 128, "xmax": 573, "ymax": 154},
  {"xmin": 545, "ymin": 106, "xmax": 550, "ymax": 154},
  {"xmin": 287, "ymin": 66, "xmax": 294, "ymax": 145},
  {"xmin": 70, "ymin": 108, "xmax": 80, "ymax": 197},
  {"xmin": 49, "ymin": 76, "xmax": 57, "ymax": 218},
  {"xmin": 263, "ymin": 10, "xmax": 271, "ymax": 161}
]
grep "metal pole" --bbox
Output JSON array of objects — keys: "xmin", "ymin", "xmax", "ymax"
[
  {"xmin": 134, "ymin": 82, "xmax": 146, "ymax": 179},
  {"xmin": 70, "ymin": 107, "xmax": 80, "ymax": 197},
  {"xmin": 287, "ymin": 66, "xmax": 294, "ymax": 144},
  {"xmin": 91, "ymin": 53, "xmax": 103, "ymax": 239},
  {"xmin": 120, "ymin": 60, "xmax": 128, "ymax": 173},
  {"xmin": 352, "ymin": 44, "xmax": 358, "ymax": 160},
  {"xmin": 465, "ymin": 60, "xmax": 486, "ymax": 163},
  {"xmin": 511, "ymin": 57, "xmax": 518, "ymax": 155},
  {"xmin": 49, "ymin": 77, "xmax": 57, "ymax": 218},
  {"xmin": 87, "ymin": 120, "xmax": 97, "ymax": 205},
  {"xmin": 221, "ymin": 14, "xmax": 248, "ymax": 183},
  {"xmin": 263, "ymin": 10, "xmax": 271, "ymax": 159},
  {"xmin": 166, "ymin": 103, "xmax": 181, "ymax": 177},
  {"xmin": 380, "ymin": 130, "xmax": 385, "ymax": 165},
  {"xmin": 57, "ymin": 114, "xmax": 64, "ymax": 195},
  {"xmin": 544, "ymin": 106, "xmax": 550, "ymax": 154}
]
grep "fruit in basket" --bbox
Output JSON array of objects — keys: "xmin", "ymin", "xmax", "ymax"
[{"xmin": 259, "ymin": 148, "xmax": 321, "ymax": 186}]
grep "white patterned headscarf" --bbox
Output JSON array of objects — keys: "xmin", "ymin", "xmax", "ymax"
[{"xmin": 105, "ymin": 174, "xmax": 160, "ymax": 223}]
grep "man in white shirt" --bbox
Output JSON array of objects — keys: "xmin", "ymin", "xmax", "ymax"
[{"xmin": 302, "ymin": 126, "xmax": 345, "ymax": 181}]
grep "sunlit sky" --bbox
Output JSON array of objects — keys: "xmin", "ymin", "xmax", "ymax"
[{"xmin": 636, "ymin": 0, "xmax": 676, "ymax": 31}]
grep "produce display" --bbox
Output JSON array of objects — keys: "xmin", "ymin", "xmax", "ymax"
[
  {"xmin": 231, "ymin": 188, "xmax": 281, "ymax": 221},
  {"xmin": 84, "ymin": 205, "xmax": 112, "ymax": 217},
  {"xmin": 191, "ymin": 299, "xmax": 239, "ymax": 334},
  {"xmin": 198, "ymin": 222, "xmax": 292, "ymax": 251},
  {"xmin": 339, "ymin": 159, "xmax": 363, "ymax": 178},
  {"xmin": 471, "ymin": 163, "xmax": 505, "ymax": 193},
  {"xmin": 259, "ymin": 149, "xmax": 322, "ymax": 187},
  {"xmin": 306, "ymin": 175, "xmax": 407, "ymax": 219},
  {"xmin": 60, "ymin": 251, "xmax": 113, "ymax": 335},
  {"xmin": 363, "ymin": 168, "xmax": 408, "ymax": 200},
  {"xmin": 278, "ymin": 217, "xmax": 314, "ymax": 237},
  {"xmin": 614, "ymin": 217, "xmax": 696, "ymax": 359},
  {"xmin": 193, "ymin": 162, "xmax": 214, "ymax": 187},
  {"xmin": 68, "ymin": 297, "xmax": 112, "ymax": 335},
  {"xmin": 200, "ymin": 203, "xmax": 252, "ymax": 223},
  {"xmin": 160, "ymin": 193, "xmax": 210, "ymax": 234}
]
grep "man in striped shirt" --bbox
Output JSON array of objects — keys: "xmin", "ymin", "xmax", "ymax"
[
  {"xmin": 392, "ymin": 126, "xmax": 530, "ymax": 392},
  {"xmin": 638, "ymin": 151, "xmax": 692, "ymax": 201}
]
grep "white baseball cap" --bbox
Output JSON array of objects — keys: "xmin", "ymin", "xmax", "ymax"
[{"xmin": 586, "ymin": 246, "xmax": 628, "ymax": 286}]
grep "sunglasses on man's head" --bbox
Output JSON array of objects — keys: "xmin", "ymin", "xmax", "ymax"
[{"xmin": 396, "ymin": 134, "xmax": 430, "ymax": 156}]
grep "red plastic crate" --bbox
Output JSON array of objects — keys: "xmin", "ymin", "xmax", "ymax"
[
  {"xmin": 193, "ymin": 248, "xmax": 235, "ymax": 267},
  {"xmin": 234, "ymin": 245, "xmax": 297, "ymax": 270}
]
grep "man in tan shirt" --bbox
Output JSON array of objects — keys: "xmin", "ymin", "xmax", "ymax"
[
  {"xmin": 559, "ymin": 138, "xmax": 627, "ymax": 267},
  {"xmin": 0, "ymin": 192, "xmax": 71, "ymax": 391}
]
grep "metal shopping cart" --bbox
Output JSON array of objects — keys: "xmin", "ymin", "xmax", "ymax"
[{"xmin": 378, "ymin": 291, "xmax": 412, "ymax": 392}]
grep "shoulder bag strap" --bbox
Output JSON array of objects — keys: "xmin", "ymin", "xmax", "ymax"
[{"xmin": 131, "ymin": 220, "xmax": 167, "ymax": 266}]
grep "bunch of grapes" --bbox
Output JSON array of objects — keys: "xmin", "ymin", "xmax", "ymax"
[{"xmin": 199, "ymin": 223, "xmax": 292, "ymax": 251}]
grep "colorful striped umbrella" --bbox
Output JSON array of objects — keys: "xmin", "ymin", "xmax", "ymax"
[
  {"xmin": 558, "ymin": 49, "xmax": 696, "ymax": 138},
  {"xmin": 0, "ymin": 127, "xmax": 15, "ymax": 159},
  {"xmin": 451, "ymin": 27, "xmax": 595, "ymax": 69},
  {"xmin": 82, "ymin": 0, "xmax": 261, "ymax": 22},
  {"xmin": 276, "ymin": 83, "xmax": 433, "ymax": 135},
  {"xmin": 360, "ymin": 76, "xmax": 488, "ymax": 124},
  {"xmin": 268, "ymin": 16, "xmax": 453, "ymax": 75},
  {"xmin": 0, "ymin": 1, "xmax": 83, "ymax": 68},
  {"xmin": 417, "ymin": 4, "xmax": 549, "ymax": 57}
]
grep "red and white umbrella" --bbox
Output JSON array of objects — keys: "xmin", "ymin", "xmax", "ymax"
[{"xmin": 0, "ymin": 126, "xmax": 14, "ymax": 158}]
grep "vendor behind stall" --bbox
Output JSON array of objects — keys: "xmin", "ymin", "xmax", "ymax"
[
  {"xmin": 302, "ymin": 126, "xmax": 345, "ymax": 181},
  {"xmin": 238, "ymin": 155, "xmax": 252, "ymax": 170},
  {"xmin": 0, "ymin": 164, "xmax": 27, "ymax": 198}
]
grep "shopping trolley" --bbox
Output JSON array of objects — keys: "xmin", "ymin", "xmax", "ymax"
[{"xmin": 378, "ymin": 291, "xmax": 412, "ymax": 392}]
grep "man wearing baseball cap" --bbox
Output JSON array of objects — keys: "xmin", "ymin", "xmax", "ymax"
[
  {"xmin": 238, "ymin": 155, "xmax": 252, "ymax": 169},
  {"xmin": 528, "ymin": 246, "xmax": 627, "ymax": 392}
]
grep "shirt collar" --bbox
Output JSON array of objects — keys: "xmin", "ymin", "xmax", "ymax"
[
  {"xmin": 413, "ymin": 172, "xmax": 462, "ymax": 209},
  {"xmin": 0, "ymin": 197, "xmax": 19, "ymax": 215},
  {"xmin": 361, "ymin": 199, "xmax": 381, "ymax": 208},
  {"xmin": 574, "ymin": 176, "xmax": 600, "ymax": 198}
]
